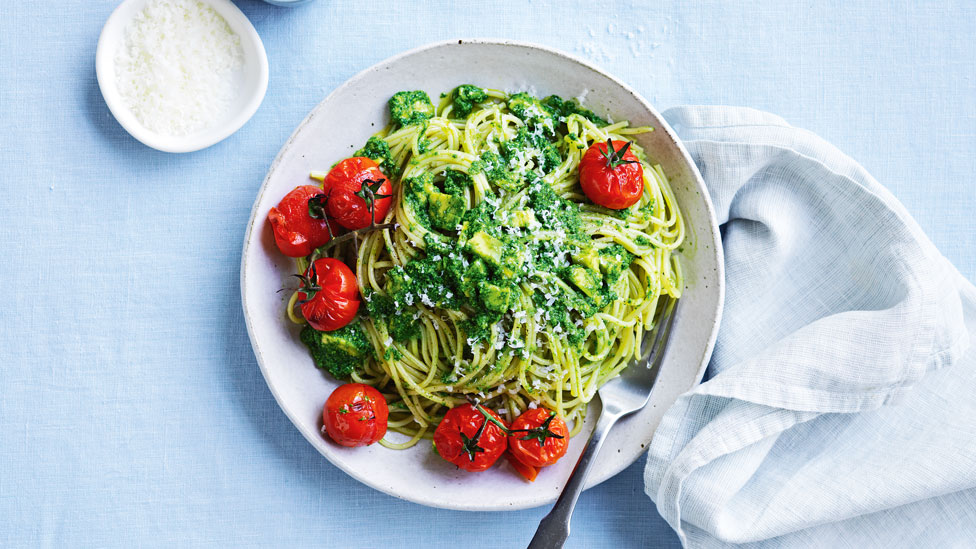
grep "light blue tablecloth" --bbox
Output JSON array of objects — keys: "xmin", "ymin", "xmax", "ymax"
[{"xmin": 1, "ymin": 1, "xmax": 973, "ymax": 547}]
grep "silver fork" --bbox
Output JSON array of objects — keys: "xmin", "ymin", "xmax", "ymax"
[{"xmin": 527, "ymin": 298, "xmax": 679, "ymax": 549}]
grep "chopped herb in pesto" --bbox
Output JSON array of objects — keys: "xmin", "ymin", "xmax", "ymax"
[
  {"xmin": 389, "ymin": 90, "xmax": 435, "ymax": 126},
  {"xmin": 354, "ymin": 136, "xmax": 400, "ymax": 177},
  {"xmin": 541, "ymin": 95, "xmax": 608, "ymax": 126},
  {"xmin": 441, "ymin": 169, "xmax": 473, "ymax": 195},
  {"xmin": 451, "ymin": 85, "xmax": 488, "ymax": 118},
  {"xmin": 470, "ymin": 151, "xmax": 521, "ymax": 191}
]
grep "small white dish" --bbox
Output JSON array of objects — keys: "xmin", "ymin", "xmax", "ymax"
[
  {"xmin": 241, "ymin": 39, "xmax": 725, "ymax": 511},
  {"xmin": 95, "ymin": 0, "xmax": 268, "ymax": 153}
]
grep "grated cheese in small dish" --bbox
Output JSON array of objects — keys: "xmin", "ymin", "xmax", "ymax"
[{"xmin": 114, "ymin": 0, "xmax": 244, "ymax": 137}]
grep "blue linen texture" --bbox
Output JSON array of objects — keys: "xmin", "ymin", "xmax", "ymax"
[{"xmin": 644, "ymin": 106, "xmax": 976, "ymax": 547}]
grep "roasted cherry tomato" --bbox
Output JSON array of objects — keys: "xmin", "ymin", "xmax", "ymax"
[
  {"xmin": 508, "ymin": 455, "xmax": 539, "ymax": 483},
  {"xmin": 507, "ymin": 408, "xmax": 569, "ymax": 468},
  {"xmin": 579, "ymin": 139, "xmax": 644, "ymax": 210},
  {"xmin": 433, "ymin": 404, "xmax": 508, "ymax": 472},
  {"xmin": 322, "ymin": 383, "xmax": 389, "ymax": 447},
  {"xmin": 322, "ymin": 157, "xmax": 393, "ymax": 230},
  {"xmin": 297, "ymin": 258, "xmax": 360, "ymax": 332},
  {"xmin": 267, "ymin": 185, "xmax": 334, "ymax": 257}
]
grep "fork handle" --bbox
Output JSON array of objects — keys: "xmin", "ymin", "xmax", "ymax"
[{"xmin": 527, "ymin": 405, "xmax": 621, "ymax": 549}]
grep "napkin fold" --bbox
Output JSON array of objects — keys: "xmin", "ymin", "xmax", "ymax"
[{"xmin": 644, "ymin": 106, "xmax": 976, "ymax": 547}]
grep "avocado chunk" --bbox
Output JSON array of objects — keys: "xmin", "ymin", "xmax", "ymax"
[
  {"xmin": 567, "ymin": 265, "xmax": 602, "ymax": 300},
  {"xmin": 509, "ymin": 209, "xmax": 537, "ymax": 228},
  {"xmin": 571, "ymin": 245, "xmax": 601, "ymax": 272},
  {"xmin": 460, "ymin": 259, "xmax": 488, "ymax": 298},
  {"xmin": 479, "ymin": 282, "xmax": 513, "ymax": 313},
  {"xmin": 465, "ymin": 231, "xmax": 504, "ymax": 267},
  {"xmin": 299, "ymin": 323, "xmax": 371, "ymax": 379},
  {"xmin": 315, "ymin": 330, "xmax": 363, "ymax": 356},
  {"xmin": 402, "ymin": 173, "xmax": 438, "ymax": 229},
  {"xmin": 384, "ymin": 267, "xmax": 409, "ymax": 298},
  {"xmin": 427, "ymin": 191, "xmax": 466, "ymax": 231}
]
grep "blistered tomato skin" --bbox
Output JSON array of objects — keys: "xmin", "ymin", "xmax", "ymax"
[
  {"xmin": 433, "ymin": 404, "xmax": 508, "ymax": 472},
  {"xmin": 508, "ymin": 455, "xmax": 539, "ymax": 482},
  {"xmin": 507, "ymin": 408, "xmax": 570, "ymax": 468},
  {"xmin": 267, "ymin": 185, "xmax": 334, "ymax": 257},
  {"xmin": 322, "ymin": 157, "xmax": 393, "ymax": 230},
  {"xmin": 579, "ymin": 140, "xmax": 644, "ymax": 210},
  {"xmin": 298, "ymin": 258, "xmax": 360, "ymax": 332},
  {"xmin": 322, "ymin": 383, "xmax": 389, "ymax": 447}
]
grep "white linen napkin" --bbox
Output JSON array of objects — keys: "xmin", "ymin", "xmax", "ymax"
[{"xmin": 644, "ymin": 106, "xmax": 976, "ymax": 547}]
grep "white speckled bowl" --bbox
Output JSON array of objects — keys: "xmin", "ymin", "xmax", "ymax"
[
  {"xmin": 241, "ymin": 39, "xmax": 724, "ymax": 511},
  {"xmin": 95, "ymin": 0, "xmax": 268, "ymax": 153}
]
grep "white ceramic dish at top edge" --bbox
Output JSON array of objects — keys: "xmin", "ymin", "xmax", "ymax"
[
  {"xmin": 241, "ymin": 39, "xmax": 725, "ymax": 511},
  {"xmin": 95, "ymin": 0, "xmax": 268, "ymax": 153}
]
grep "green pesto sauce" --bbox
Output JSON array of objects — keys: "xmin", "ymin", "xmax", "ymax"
[
  {"xmin": 389, "ymin": 90, "xmax": 435, "ymax": 126},
  {"xmin": 451, "ymin": 84, "xmax": 489, "ymax": 118},
  {"xmin": 362, "ymin": 88, "xmax": 636, "ymax": 358},
  {"xmin": 354, "ymin": 136, "xmax": 400, "ymax": 178},
  {"xmin": 299, "ymin": 322, "xmax": 372, "ymax": 379}
]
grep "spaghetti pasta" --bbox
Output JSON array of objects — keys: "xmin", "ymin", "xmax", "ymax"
[{"xmin": 289, "ymin": 87, "xmax": 683, "ymax": 449}]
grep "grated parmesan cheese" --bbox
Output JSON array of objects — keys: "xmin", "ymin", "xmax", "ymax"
[{"xmin": 114, "ymin": 0, "xmax": 244, "ymax": 136}]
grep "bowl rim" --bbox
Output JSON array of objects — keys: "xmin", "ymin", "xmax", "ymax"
[
  {"xmin": 240, "ymin": 38, "xmax": 725, "ymax": 510},
  {"xmin": 94, "ymin": 0, "xmax": 269, "ymax": 153}
]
